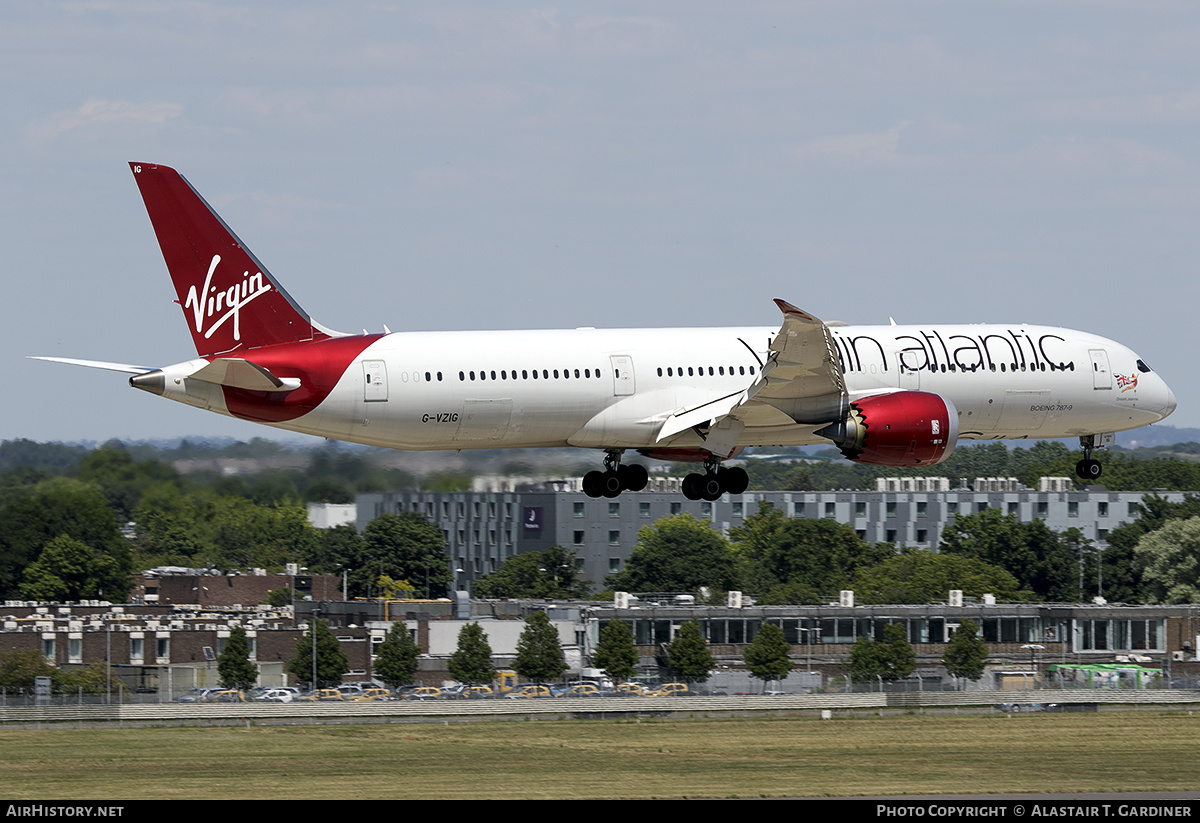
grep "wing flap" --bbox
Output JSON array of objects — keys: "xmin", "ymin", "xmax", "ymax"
[{"xmin": 654, "ymin": 299, "xmax": 849, "ymax": 447}]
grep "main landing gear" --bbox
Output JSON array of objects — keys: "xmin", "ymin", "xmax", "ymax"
[
  {"xmin": 681, "ymin": 457, "xmax": 749, "ymax": 502},
  {"xmin": 582, "ymin": 452, "xmax": 649, "ymax": 498},
  {"xmin": 1076, "ymin": 434, "xmax": 1104, "ymax": 481}
]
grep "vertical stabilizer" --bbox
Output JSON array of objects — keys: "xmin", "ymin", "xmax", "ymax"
[{"xmin": 129, "ymin": 162, "xmax": 338, "ymax": 357}]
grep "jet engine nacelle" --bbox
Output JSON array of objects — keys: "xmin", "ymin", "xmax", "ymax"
[{"xmin": 818, "ymin": 391, "xmax": 959, "ymax": 467}]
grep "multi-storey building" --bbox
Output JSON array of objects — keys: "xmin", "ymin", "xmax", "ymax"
[{"xmin": 358, "ymin": 479, "xmax": 1183, "ymax": 591}]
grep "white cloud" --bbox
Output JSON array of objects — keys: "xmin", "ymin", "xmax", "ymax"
[
  {"xmin": 794, "ymin": 121, "xmax": 912, "ymax": 164},
  {"xmin": 26, "ymin": 97, "xmax": 182, "ymax": 143}
]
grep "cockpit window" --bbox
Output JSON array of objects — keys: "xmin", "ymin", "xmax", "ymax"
[{"xmin": 1136, "ymin": 359, "xmax": 1152, "ymax": 373}]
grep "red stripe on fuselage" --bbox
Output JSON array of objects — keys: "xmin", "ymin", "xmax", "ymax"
[{"xmin": 217, "ymin": 334, "xmax": 384, "ymax": 423}]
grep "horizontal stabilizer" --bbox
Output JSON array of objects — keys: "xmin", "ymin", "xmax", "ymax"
[
  {"xmin": 28, "ymin": 356, "xmax": 154, "ymax": 375},
  {"xmin": 188, "ymin": 359, "xmax": 301, "ymax": 393}
]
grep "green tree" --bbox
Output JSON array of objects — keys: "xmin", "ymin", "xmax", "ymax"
[
  {"xmin": 57, "ymin": 662, "xmax": 123, "ymax": 697},
  {"xmin": 472, "ymin": 546, "xmax": 591, "ymax": 599},
  {"xmin": 513, "ymin": 611, "xmax": 568, "ymax": 684},
  {"xmin": 217, "ymin": 625, "xmax": 258, "ymax": 690},
  {"xmin": 287, "ymin": 618, "xmax": 349, "ymax": 689},
  {"xmin": 19, "ymin": 534, "xmax": 131, "ymax": 602},
  {"xmin": 939, "ymin": 509, "xmax": 1075, "ymax": 601},
  {"xmin": 743, "ymin": 623, "xmax": 792, "ymax": 689},
  {"xmin": 592, "ymin": 620, "xmax": 638, "ymax": 684},
  {"xmin": 665, "ymin": 619, "xmax": 715, "ymax": 685},
  {"xmin": 374, "ymin": 623, "xmax": 420, "ymax": 688},
  {"xmin": 448, "ymin": 622, "xmax": 498, "ymax": 686},
  {"xmin": 0, "ymin": 648, "xmax": 56, "ymax": 692},
  {"xmin": 942, "ymin": 618, "xmax": 989, "ymax": 684},
  {"xmin": 0, "ymin": 477, "xmax": 126, "ymax": 599},
  {"xmin": 207, "ymin": 497, "xmax": 319, "ymax": 572},
  {"xmin": 846, "ymin": 624, "xmax": 915, "ymax": 685},
  {"xmin": 846, "ymin": 635, "xmax": 886, "ymax": 685},
  {"xmin": 607, "ymin": 514, "xmax": 738, "ymax": 593},
  {"xmin": 880, "ymin": 623, "xmax": 916, "ymax": 682},
  {"xmin": 359, "ymin": 513, "xmax": 452, "ymax": 598},
  {"xmin": 1134, "ymin": 516, "xmax": 1200, "ymax": 604},
  {"xmin": 731, "ymin": 502, "xmax": 891, "ymax": 597},
  {"xmin": 852, "ymin": 549, "xmax": 1026, "ymax": 604},
  {"xmin": 1103, "ymin": 494, "xmax": 1200, "ymax": 602}
]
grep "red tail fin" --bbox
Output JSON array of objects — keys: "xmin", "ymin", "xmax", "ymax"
[{"xmin": 130, "ymin": 162, "xmax": 337, "ymax": 357}]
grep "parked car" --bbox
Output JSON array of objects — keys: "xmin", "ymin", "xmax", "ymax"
[
  {"xmin": 254, "ymin": 688, "xmax": 298, "ymax": 703},
  {"xmin": 405, "ymin": 687, "xmax": 443, "ymax": 701},
  {"xmin": 505, "ymin": 685, "xmax": 553, "ymax": 699},
  {"xmin": 176, "ymin": 688, "xmax": 222, "ymax": 703},
  {"xmin": 652, "ymin": 683, "xmax": 690, "ymax": 697},
  {"xmin": 559, "ymin": 684, "xmax": 601, "ymax": 698},
  {"xmin": 615, "ymin": 683, "xmax": 648, "ymax": 696}
]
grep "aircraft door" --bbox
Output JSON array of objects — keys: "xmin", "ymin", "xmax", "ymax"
[
  {"xmin": 897, "ymin": 351, "xmax": 921, "ymax": 390},
  {"xmin": 1089, "ymin": 349, "xmax": 1112, "ymax": 390},
  {"xmin": 362, "ymin": 360, "xmax": 388, "ymax": 402},
  {"xmin": 610, "ymin": 355, "xmax": 635, "ymax": 396}
]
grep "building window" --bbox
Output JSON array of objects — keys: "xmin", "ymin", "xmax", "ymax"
[
  {"xmin": 574, "ymin": 502, "xmax": 585, "ymax": 518},
  {"xmin": 917, "ymin": 501, "xmax": 927, "ymax": 516},
  {"xmin": 42, "ymin": 636, "xmax": 54, "ymax": 661},
  {"xmin": 1068, "ymin": 502, "xmax": 1079, "ymax": 518},
  {"xmin": 68, "ymin": 637, "xmax": 82, "ymax": 664},
  {"xmin": 130, "ymin": 636, "xmax": 144, "ymax": 664},
  {"xmin": 701, "ymin": 502, "xmax": 712, "ymax": 518},
  {"xmin": 1038, "ymin": 501, "xmax": 1048, "ymax": 517},
  {"xmin": 886, "ymin": 502, "xmax": 897, "ymax": 516},
  {"xmin": 609, "ymin": 530, "xmax": 620, "ymax": 546},
  {"xmin": 671, "ymin": 502, "xmax": 681, "ymax": 515},
  {"xmin": 573, "ymin": 530, "xmax": 585, "ymax": 545},
  {"xmin": 1008, "ymin": 502, "xmax": 1018, "ymax": 515},
  {"xmin": 824, "ymin": 502, "xmax": 835, "ymax": 518},
  {"xmin": 855, "ymin": 502, "xmax": 866, "ymax": 517},
  {"xmin": 639, "ymin": 502, "xmax": 651, "ymax": 518},
  {"xmin": 916, "ymin": 529, "xmax": 928, "ymax": 543},
  {"xmin": 609, "ymin": 502, "xmax": 620, "ymax": 518},
  {"xmin": 732, "ymin": 502, "xmax": 743, "ymax": 518},
  {"xmin": 156, "ymin": 636, "xmax": 170, "ymax": 661},
  {"xmin": 609, "ymin": 558, "xmax": 621, "ymax": 573},
  {"xmin": 1098, "ymin": 501, "xmax": 1108, "ymax": 517},
  {"xmin": 886, "ymin": 529, "xmax": 897, "ymax": 542}
]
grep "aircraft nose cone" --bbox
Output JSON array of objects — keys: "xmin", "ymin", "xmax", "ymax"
[{"xmin": 1164, "ymin": 385, "xmax": 1178, "ymax": 418}]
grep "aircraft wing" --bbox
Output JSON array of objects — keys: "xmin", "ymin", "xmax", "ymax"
[{"xmin": 656, "ymin": 299, "xmax": 848, "ymax": 452}]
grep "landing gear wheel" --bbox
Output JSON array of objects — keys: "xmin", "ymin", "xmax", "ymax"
[
  {"xmin": 582, "ymin": 470, "xmax": 606, "ymax": 498},
  {"xmin": 600, "ymin": 470, "xmax": 624, "ymax": 498},
  {"xmin": 619, "ymin": 464, "xmax": 649, "ymax": 492},
  {"xmin": 1076, "ymin": 459, "xmax": 1102, "ymax": 481},
  {"xmin": 719, "ymin": 466, "xmax": 749, "ymax": 495},
  {"xmin": 699, "ymin": 473, "xmax": 724, "ymax": 501},
  {"xmin": 682, "ymin": 473, "xmax": 704, "ymax": 501}
]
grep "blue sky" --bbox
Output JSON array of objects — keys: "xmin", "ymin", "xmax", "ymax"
[{"xmin": 4, "ymin": 2, "xmax": 1199, "ymax": 444}]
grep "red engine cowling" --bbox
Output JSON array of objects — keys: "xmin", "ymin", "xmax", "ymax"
[{"xmin": 818, "ymin": 391, "xmax": 959, "ymax": 467}]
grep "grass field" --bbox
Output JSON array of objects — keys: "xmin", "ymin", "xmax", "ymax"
[{"xmin": 1, "ymin": 711, "xmax": 1196, "ymax": 799}]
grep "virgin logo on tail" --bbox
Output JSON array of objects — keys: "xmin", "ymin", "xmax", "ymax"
[{"xmin": 184, "ymin": 255, "xmax": 274, "ymax": 342}]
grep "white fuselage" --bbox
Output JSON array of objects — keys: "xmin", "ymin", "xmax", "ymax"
[{"xmin": 153, "ymin": 322, "xmax": 1176, "ymax": 456}]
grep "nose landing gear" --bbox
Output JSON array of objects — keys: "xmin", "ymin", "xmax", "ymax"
[{"xmin": 1075, "ymin": 434, "xmax": 1109, "ymax": 481}]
